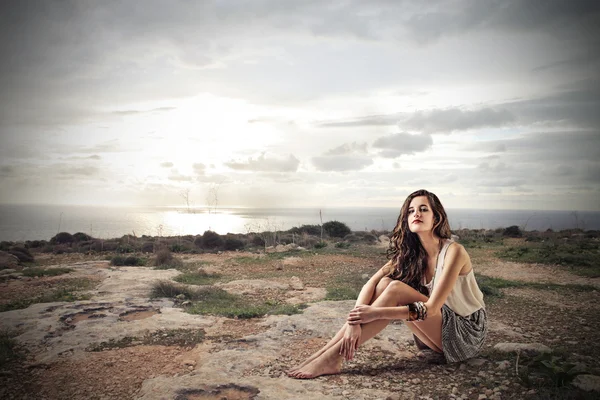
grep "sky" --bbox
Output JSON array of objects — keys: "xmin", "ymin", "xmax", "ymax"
[{"xmin": 1, "ymin": 0, "xmax": 599, "ymax": 211}]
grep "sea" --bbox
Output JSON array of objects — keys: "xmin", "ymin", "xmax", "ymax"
[{"xmin": 1, "ymin": 204, "xmax": 599, "ymax": 242}]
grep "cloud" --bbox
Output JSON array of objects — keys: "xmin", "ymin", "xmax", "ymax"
[
  {"xmin": 225, "ymin": 153, "xmax": 300, "ymax": 172},
  {"xmin": 400, "ymin": 107, "xmax": 515, "ymax": 133},
  {"xmin": 312, "ymin": 155, "xmax": 373, "ymax": 172},
  {"xmin": 160, "ymin": 162, "xmax": 174, "ymax": 168},
  {"xmin": 372, "ymin": 132, "xmax": 433, "ymax": 158},
  {"xmin": 167, "ymin": 172, "xmax": 193, "ymax": 182},
  {"xmin": 55, "ymin": 165, "xmax": 100, "ymax": 178},
  {"xmin": 113, "ymin": 106, "xmax": 176, "ymax": 116},
  {"xmin": 501, "ymin": 80, "xmax": 600, "ymax": 129},
  {"xmin": 325, "ymin": 142, "xmax": 368, "ymax": 155},
  {"xmin": 317, "ymin": 114, "xmax": 400, "ymax": 128},
  {"xmin": 311, "ymin": 142, "xmax": 373, "ymax": 171},
  {"xmin": 318, "ymin": 107, "xmax": 515, "ymax": 132},
  {"xmin": 192, "ymin": 163, "xmax": 206, "ymax": 175}
]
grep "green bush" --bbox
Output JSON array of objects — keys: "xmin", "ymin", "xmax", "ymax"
[
  {"xmin": 50, "ymin": 232, "xmax": 75, "ymax": 244},
  {"xmin": 224, "ymin": 238, "xmax": 245, "ymax": 251},
  {"xmin": 289, "ymin": 225, "xmax": 322, "ymax": 236},
  {"xmin": 110, "ymin": 255, "xmax": 145, "ymax": 266},
  {"xmin": 151, "ymin": 248, "xmax": 183, "ymax": 268},
  {"xmin": 335, "ymin": 242, "xmax": 351, "ymax": 249},
  {"xmin": 314, "ymin": 242, "xmax": 328, "ymax": 249},
  {"xmin": 21, "ymin": 267, "xmax": 73, "ymax": 277},
  {"xmin": 502, "ymin": 225, "xmax": 522, "ymax": 237},
  {"xmin": 201, "ymin": 231, "xmax": 223, "ymax": 249},
  {"xmin": 73, "ymin": 232, "xmax": 93, "ymax": 242},
  {"xmin": 323, "ymin": 221, "xmax": 352, "ymax": 238}
]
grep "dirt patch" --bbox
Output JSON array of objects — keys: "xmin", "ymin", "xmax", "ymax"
[
  {"xmin": 175, "ymin": 384, "xmax": 260, "ymax": 400},
  {"xmin": 474, "ymin": 254, "xmax": 600, "ymax": 287}
]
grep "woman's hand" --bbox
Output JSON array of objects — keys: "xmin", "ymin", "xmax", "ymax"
[
  {"xmin": 339, "ymin": 324, "xmax": 361, "ymax": 361},
  {"xmin": 347, "ymin": 305, "xmax": 380, "ymax": 325}
]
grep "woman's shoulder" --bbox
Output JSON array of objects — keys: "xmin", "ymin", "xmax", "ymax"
[{"xmin": 445, "ymin": 240, "xmax": 469, "ymax": 260}]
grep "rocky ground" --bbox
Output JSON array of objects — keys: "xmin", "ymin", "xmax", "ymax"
[{"xmin": 1, "ymin": 243, "xmax": 599, "ymax": 400}]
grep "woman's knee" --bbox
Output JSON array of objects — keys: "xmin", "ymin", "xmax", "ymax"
[
  {"xmin": 375, "ymin": 277, "xmax": 393, "ymax": 292},
  {"xmin": 384, "ymin": 280, "xmax": 410, "ymax": 293}
]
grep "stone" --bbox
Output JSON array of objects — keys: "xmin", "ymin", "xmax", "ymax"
[
  {"xmin": 467, "ymin": 358, "xmax": 487, "ymax": 367},
  {"xmin": 0, "ymin": 251, "xmax": 19, "ymax": 269},
  {"xmin": 496, "ymin": 360, "xmax": 511, "ymax": 370},
  {"xmin": 492, "ymin": 342, "xmax": 552, "ymax": 354},
  {"xmin": 289, "ymin": 276, "xmax": 304, "ymax": 290},
  {"xmin": 572, "ymin": 374, "xmax": 600, "ymax": 392}
]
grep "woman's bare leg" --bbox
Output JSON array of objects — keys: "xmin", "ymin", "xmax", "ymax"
[
  {"xmin": 287, "ymin": 277, "xmax": 393, "ymax": 373},
  {"xmin": 289, "ymin": 280, "xmax": 441, "ymax": 379},
  {"xmin": 405, "ymin": 320, "xmax": 443, "ymax": 353}
]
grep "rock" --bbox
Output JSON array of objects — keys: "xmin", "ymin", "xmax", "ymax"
[
  {"xmin": 0, "ymin": 251, "xmax": 20, "ymax": 269},
  {"xmin": 289, "ymin": 276, "xmax": 304, "ymax": 290},
  {"xmin": 496, "ymin": 360, "xmax": 511, "ymax": 370},
  {"xmin": 0, "ymin": 268, "xmax": 17, "ymax": 275},
  {"xmin": 493, "ymin": 342, "xmax": 552, "ymax": 354},
  {"xmin": 412, "ymin": 378, "xmax": 421, "ymax": 384},
  {"xmin": 467, "ymin": 358, "xmax": 487, "ymax": 367},
  {"xmin": 573, "ymin": 374, "xmax": 600, "ymax": 392},
  {"xmin": 181, "ymin": 359, "xmax": 196, "ymax": 367}
]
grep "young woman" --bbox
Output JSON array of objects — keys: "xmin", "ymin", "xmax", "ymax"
[{"xmin": 287, "ymin": 189, "xmax": 487, "ymax": 379}]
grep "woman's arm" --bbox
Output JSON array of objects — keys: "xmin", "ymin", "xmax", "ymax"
[{"xmin": 424, "ymin": 243, "xmax": 469, "ymax": 317}]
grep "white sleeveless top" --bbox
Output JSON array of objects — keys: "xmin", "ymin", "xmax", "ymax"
[{"xmin": 424, "ymin": 239, "xmax": 485, "ymax": 317}]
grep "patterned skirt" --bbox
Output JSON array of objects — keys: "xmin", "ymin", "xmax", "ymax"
[{"xmin": 441, "ymin": 305, "xmax": 488, "ymax": 363}]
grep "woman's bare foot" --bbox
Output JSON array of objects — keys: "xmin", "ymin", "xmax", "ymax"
[
  {"xmin": 287, "ymin": 346, "xmax": 329, "ymax": 374},
  {"xmin": 287, "ymin": 351, "xmax": 342, "ymax": 379}
]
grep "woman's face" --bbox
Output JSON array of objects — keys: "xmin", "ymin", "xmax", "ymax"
[{"xmin": 407, "ymin": 195, "xmax": 435, "ymax": 234}]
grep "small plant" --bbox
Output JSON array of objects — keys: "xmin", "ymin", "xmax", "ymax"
[
  {"xmin": 0, "ymin": 330, "xmax": 19, "ymax": 368},
  {"xmin": 519, "ymin": 353, "xmax": 585, "ymax": 387},
  {"xmin": 314, "ymin": 242, "xmax": 328, "ymax": 249},
  {"xmin": 174, "ymin": 270, "xmax": 222, "ymax": 285},
  {"xmin": 21, "ymin": 267, "xmax": 73, "ymax": 277},
  {"xmin": 335, "ymin": 242, "xmax": 351, "ymax": 249}
]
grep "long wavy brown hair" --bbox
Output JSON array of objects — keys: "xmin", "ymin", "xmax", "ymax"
[{"xmin": 384, "ymin": 189, "xmax": 452, "ymax": 294}]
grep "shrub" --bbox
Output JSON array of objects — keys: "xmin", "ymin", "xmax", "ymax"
[
  {"xmin": 224, "ymin": 238, "xmax": 245, "ymax": 251},
  {"xmin": 289, "ymin": 225, "xmax": 322, "ymax": 236},
  {"xmin": 201, "ymin": 231, "xmax": 223, "ymax": 249},
  {"xmin": 25, "ymin": 240, "xmax": 47, "ymax": 249},
  {"xmin": 50, "ymin": 232, "xmax": 75, "ymax": 245},
  {"xmin": 335, "ymin": 242, "xmax": 351, "ymax": 249},
  {"xmin": 502, "ymin": 225, "xmax": 522, "ymax": 238},
  {"xmin": 250, "ymin": 235, "xmax": 265, "ymax": 247},
  {"xmin": 110, "ymin": 255, "xmax": 145, "ymax": 266},
  {"xmin": 8, "ymin": 247, "xmax": 34, "ymax": 263},
  {"xmin": 0, "ymin": 242, "xmax": 12, "ymax": 251},
  {"xmin": 141, "ymin": 242, "xmax": 154, "ymax": 253},
  {"xmin": 52, "ymin": 244, "xmax": 73, "ymax": 254},
  {"xmin": 151, "ymin": 248, "xmax": 183, "ymax": 268},
  {"xmin": 73, "ymin": 232, "xmax": 93, "ymax": 242},
  {"xmin": 314, "ymin": 242, "xmax": 328, "ymax": 249},
  {"xmin": 323, "ymin": 221, "xmax": 352, "ymax": 238}
]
